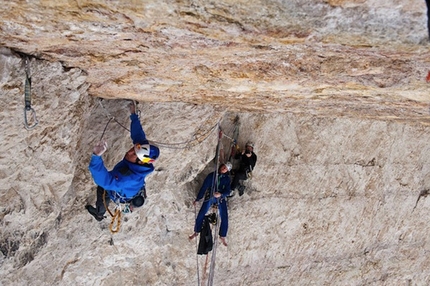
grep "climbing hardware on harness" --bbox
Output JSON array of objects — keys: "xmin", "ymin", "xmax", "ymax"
[{"xmin": 23, "ymin": 57, "xmax": 38, "ymax": 130}]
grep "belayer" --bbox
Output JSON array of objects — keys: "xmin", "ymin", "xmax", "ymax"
[
  {"xmin": 231, "ymin": 141, "xmax": 257, "ymax": 196},
  {"xmin": 86, "ymin": 102, "xmax": 160, "ymax": 221},
  {"xmin": 189, "ymin": 162, "xmax": 232, "ymax": 246}
]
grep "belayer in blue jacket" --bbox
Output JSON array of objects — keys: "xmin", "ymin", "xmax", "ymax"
[
  {"xmin": 189, "ymin": 162, "xmax": 232, "ymax": 246},
  {"xmin": 86, "ymin": 102, "xmax": 160, "ymax": 221}
]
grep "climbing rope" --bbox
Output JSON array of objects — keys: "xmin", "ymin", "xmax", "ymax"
[
  {"xmin": 221, "ymin": 133, "xmax": 234, "ymax": 141},
  {"xmin": 98, "ymin": 99, "xmax": 129, "ymax": 137},
  {"xmin": 207, "ymin": 205, "xmax": 221, "ymax": 286},
  {"xmin": 97, "ymin": 98, "xmax": 219, "ymax": 150},
  {"xmin": 196, "ymin": 122, "xmax": 239, "ymax": 285},
  {"xmin": 199, "ymin": 206, "xmax": 220, "ymax": 286},
  {"xmin": 227, "ymin": 115, "xmax": 240, "ymax": 162},
  {"xmin": 204, "ymin": 118, "xmax": 240, "ymax": 284},
  {"xmin": 202, "ymin": 125, "xmax": 224, "ymax": 286},
  {"xmin": 201, "ymin": 253, "xmax": 210, "ymax": 286},
  {"xmin": 212, "ymin": 116, "xmax": 240, "ymax": 165},
  {"xmin": 193, "ymin": 204, "xmax": 201, "ymax": 286},
  {"xmin": 99, "ymin": 117, "xmax": 113, "ymax": 141},
  {"xmin": 23, "ymin": 57, "xmax": 39, "ymax": 130},
  {"xmin": 210, "ymin": 125, "xmax": 223, "ymax": 199},
  {"xmin": 102, "ymin": 190, "xmax": 122, "ymax": 234},
  {"xmin": 151, "ymin": 121, "xmax": 218, "ymax": 150},
  {"xmin": 109, "ymin": 209, "xmax": 121, "ymax": 234}
]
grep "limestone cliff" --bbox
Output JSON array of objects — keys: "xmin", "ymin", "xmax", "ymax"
[{"xmin": 0, "ymin": 0, "xmax": 430, "ymax": 285}]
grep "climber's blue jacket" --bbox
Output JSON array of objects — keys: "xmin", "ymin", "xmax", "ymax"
[
  {"xmin": 196, "ymin": 171, "xmax": 231, "ymax": 201},
  {"xmin": 89, "ymin": 114, "xmax": 154, "ymax": 201}
]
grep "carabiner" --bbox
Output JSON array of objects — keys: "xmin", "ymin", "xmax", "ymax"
[{"xmin": 24, "ymin": 107, "xmax": 39, "ymax": 130}]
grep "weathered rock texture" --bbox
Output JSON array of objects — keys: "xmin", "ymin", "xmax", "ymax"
[{"xmin": 0, "ymin": 0, "xmax": 430, "ymax": 285}]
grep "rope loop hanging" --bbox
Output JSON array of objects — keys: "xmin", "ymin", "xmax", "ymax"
[
  {"xmin": 102, "ymin": 190, "xmax": 122, "ymax": 234},
  {"xmin": 109, "ymin": 209, "xmax": 121, "ymax": 234}
]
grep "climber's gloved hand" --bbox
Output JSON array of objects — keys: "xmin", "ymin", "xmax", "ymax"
[{"xmin": 93, "ymin": 141, "xmax": 108, "ymax": 156}]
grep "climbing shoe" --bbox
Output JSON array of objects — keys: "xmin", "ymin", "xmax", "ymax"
[
  {"xmin": 85, "ymin": 205, "xmax": 104, "ymax": 221},
  {"xmin": 238, "ymin": 185, "xmax": 246, "ymax": 196}
]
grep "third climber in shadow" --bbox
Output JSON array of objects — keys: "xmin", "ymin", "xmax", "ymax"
[{"xmin": 231, "ymin": 141, "xmax": 257, "ymax": 196}]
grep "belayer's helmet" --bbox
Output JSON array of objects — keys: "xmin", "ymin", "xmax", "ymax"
[
  {"xmin": 225, "ymin": 161, "xmax": 232, "ymax": 172},
  {"xmin": 245, "ymin": 141, "xmax": 254, "ymax": 149}
]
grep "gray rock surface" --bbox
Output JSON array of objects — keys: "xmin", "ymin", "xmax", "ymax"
[{"xmin": 0, "ymin": 0, "xmax": 430, "ymax": 285}]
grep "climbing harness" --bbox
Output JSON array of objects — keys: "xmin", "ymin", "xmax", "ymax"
[
  {"xmin": 102, "ymin": 190, "xmax": 134, "ymax": 233},
  {"xmin": 206, "ymin": 212, "xmax": 217, "ymax": 225},
  {"xmin": 102, "ymin": 188, "xmax": 145, "ymax": 234},
  {"xmin": 23, "ymin": 58, "xmax": 39, "ymax": 130}
]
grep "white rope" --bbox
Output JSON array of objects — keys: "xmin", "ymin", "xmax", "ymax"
[
  {"xmin": 207, "ymin": 210, "xmax": 220, "ymax": 286},
  {"xmin": 194, "ymin": 204, "xmax": 201, "ymax": 286}
]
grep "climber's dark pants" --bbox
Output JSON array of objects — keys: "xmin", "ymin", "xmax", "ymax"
[
  {"xmin": 95, "ymin": 186, "xmax": 145, "ymax": 215},
  {"xmin": 231, "ymin": 171, "xmax": 248, "ymax": 190},
  {"xmin": 96, "ymin": 186, "xmax": 110, "ymax": 216}
]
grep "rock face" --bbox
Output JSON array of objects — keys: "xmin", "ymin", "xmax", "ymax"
[{"xmin": 0, "ymin": 0, "xmax": 430, "ymax": 285}]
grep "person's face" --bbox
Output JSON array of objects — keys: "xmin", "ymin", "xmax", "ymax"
[
  {"xmin": 219, "ymin": 164, "xmax": 228, "ymax": 174},
  {"xmin": 246, "ymin": 145, "xmax": 253, "ymax": 153},
  {"xmin": 125, "ymin": 146, "xmax": 139, "ymax": 163}
]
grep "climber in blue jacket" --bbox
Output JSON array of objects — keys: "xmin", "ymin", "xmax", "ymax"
[
  {"xmin": 189, "ymin": 162, "xmax": 232, "ymax": 246},
  {"xmin": 86, "ymin": 102, "xmax": 160, "ymax": 221}
]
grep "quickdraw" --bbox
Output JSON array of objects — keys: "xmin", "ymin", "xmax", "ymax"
[{"xmin": 23, "ymin": 58, "xmax": 38, "ymax": 130}]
